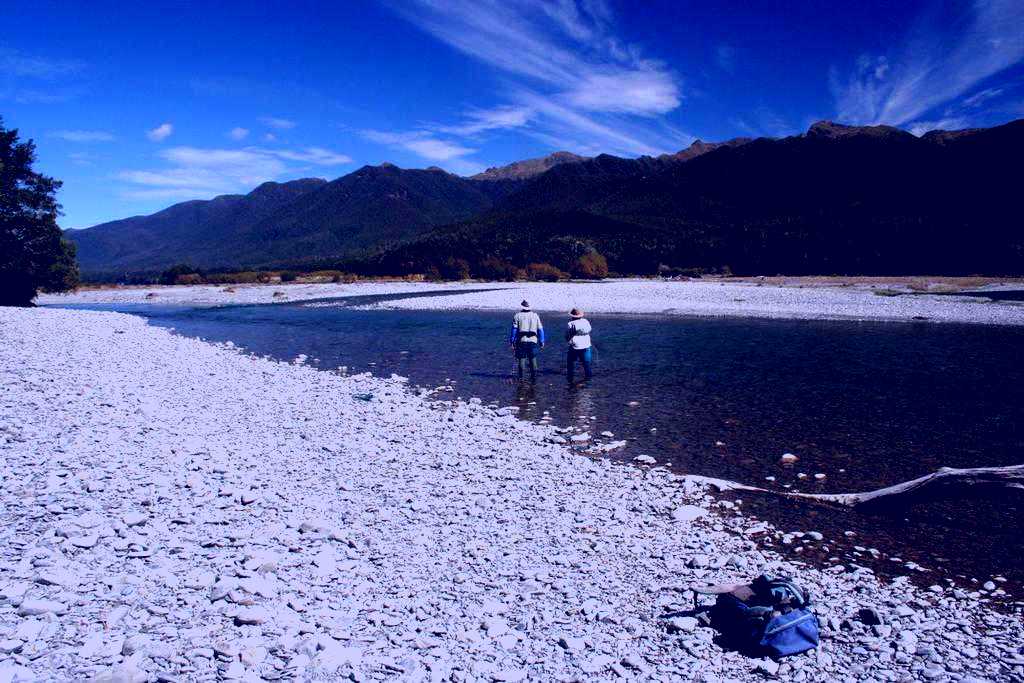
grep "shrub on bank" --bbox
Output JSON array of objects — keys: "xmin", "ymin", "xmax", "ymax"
[
  {"xmin": 279, "ymin": 270, "xmax": 298, "ymax": 282},
  {"xmin": 525, "ymin": 262, "xmax": 566, "ymax": 282},
  {"xmin": 205, "ymin": 271, "xmax": 261, "ymax": 284},
  {"xmin": 475, "ymin": 257, "xmax": 519, "ymax": 282},
  {"xmin": 159, "ymin": 264, "xmax": 201, "ymax": 286},
  {"xmin": 571, "ymin": 251, "xmax": 609, "ymax": 279},
  {"xmin": 440, "ymin": 257, "xmax": 471, "ymax": 281}
]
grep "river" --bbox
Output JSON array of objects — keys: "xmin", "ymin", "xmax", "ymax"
[{"xmin": 54, "ymin": 292, "xmax": 1024, "ymax": 595}]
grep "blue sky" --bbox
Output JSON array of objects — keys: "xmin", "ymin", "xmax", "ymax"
[{"xmin": 4, "ymin": 0, "xmax": 1023, "ymax": 229}]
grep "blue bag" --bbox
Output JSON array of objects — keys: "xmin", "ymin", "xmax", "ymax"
[
  {"xmin": 759, "ymin": 608, "xmax": 820, "ymax": 658},
  {"xmin": 707, "ymin": 575, "xmax": 820, "ymax": 658}
]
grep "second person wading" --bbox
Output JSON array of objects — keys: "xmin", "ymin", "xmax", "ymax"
[{"xmin": 565, "ymin": 308, "xmax": 593, "ymax": 381}]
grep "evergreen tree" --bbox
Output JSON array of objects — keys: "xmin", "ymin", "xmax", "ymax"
[{"xmin": 0, "ymin": 116, "xmax": 79, "ymax": 306}]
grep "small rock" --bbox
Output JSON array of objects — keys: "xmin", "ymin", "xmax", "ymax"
[
  {"xmin": 857, "ymin": 607, "xmax": 883, "ymax": 626},
  {"xmin": 672, "ymin": 505, "xmax": 707, "ymax": 523},
  {"xmin": 234, "ymin": 606, "xmax": 271, "ymax": 625},
  {"xmin": 557, "ymin": 635, "xmax": 586, "ymax": 652},
  {"xmin": 17, "ymin": 598, "xmax": 68, "ymax": 616},
  {"xmin": 123, "ymin": 512, "xmax": 148, "ymax": 527},
  {"xmin": 122, "ymin": 635, "xmax": 153, "ymax": 656},
  {"xmin": 0, "ymin": 639, "xmax": 24, "ymax": 654},
  {"xmin": 621, "ymin": 654, "xmax": 645, "ymax": 670},
  {"xmin": 667, "ymin": 616, "xmax": 698, "ymax": 633},
  {"xmin": 70, "ymin": 534, "xmax": 99, "ymax": 548}
]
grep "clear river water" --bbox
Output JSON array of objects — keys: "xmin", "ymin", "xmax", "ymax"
[{"xmin": 56, "ymin": 292, "xmax": 1024, "ymax": 597}]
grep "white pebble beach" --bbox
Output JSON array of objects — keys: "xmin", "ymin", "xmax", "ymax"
[{"xmin": 2, "ymin": 303, "xmax": 1022, "ymax": 681}]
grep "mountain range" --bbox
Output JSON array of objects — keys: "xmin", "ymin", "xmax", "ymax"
[{"xmin": 66, "ymin": 119, "xmax": 1024, "ymax": 278}]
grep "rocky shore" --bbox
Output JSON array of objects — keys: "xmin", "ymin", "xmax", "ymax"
[{"xmin": 2, "ymin": 307, "xmax": 1022, "ymax": 682}]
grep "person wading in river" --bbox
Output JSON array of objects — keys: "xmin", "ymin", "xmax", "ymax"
[
  {"xmin": 509, "ymin": 300, "xmax": 545, "ymax": 382},
  {"xmin": 565, "ymin": 308, "xmax": 593, "ymax": 382}
]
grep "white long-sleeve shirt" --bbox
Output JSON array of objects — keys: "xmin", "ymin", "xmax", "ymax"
[{"xmin": 565, "ymin": 318, "xmax": 592, "ymax": 350}]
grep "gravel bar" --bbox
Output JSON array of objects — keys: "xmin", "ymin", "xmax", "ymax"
[{"xmin": 40, "ymin": 279, "xmax": 1024, "ymax": 325}]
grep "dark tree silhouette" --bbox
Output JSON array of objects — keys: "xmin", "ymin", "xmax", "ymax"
[{"xmin": 0, "ymin": 117, "xmax": 79, "ymax": 306}]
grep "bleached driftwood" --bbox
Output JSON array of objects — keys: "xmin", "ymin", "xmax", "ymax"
[{"xmin": 686, "ymin": 464, "xmax": 1024, "ymax": 511}]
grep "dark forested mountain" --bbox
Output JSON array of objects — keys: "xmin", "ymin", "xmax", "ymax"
[
  {"xmin": 219, "ymin": 164, "xmax": 503, "ymax": 266},
  {"xmin": 68, "ymin": 166, "xmax": 512, "ymax": 274},
  {"xmin": 67, "ymin": 178, "xmax": 328, "ymax": 273},
  {"xmin": 367, "ymin": 119, "xmax": 1024, "ymax": 276},
  {"xmin": 67, "ymin": 119, "xmax": 1024, "ymax": 278}
]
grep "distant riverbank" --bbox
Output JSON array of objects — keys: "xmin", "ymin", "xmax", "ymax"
[
  {"xmin": 39, "ymin": 277, "xmax": 1024, "ymax": 325},
  {"xmin": 2, "ymin": 306, "xmax": 1022, "ymax": 680}
]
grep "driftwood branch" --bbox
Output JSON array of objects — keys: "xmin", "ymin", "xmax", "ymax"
[{"xmin": 685, "ymin": 464, "xmax": 1024, "ymax": 512}]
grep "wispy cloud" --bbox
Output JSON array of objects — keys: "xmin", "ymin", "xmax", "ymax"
[
  {"xmin": 716, "ymin": 44, "xmax": 736, "ymax": 74},
  {"xmin": 385, "ymin": 0, "xmax": 690, "ymax": 158},
  {"xmin": 0, "ymin": 48, "xmax": 84, "ymax": 79},
  {"xmin": 147, "ymin": 123, "xmax": 174, "ymax": 142},
  {"xmin": 832, "ymin": 0, "xmax": 1024, "ymax": 128},
  {"xmin": 5, "ymin": 88, "xmax": 81, "ymax": 104},
  {"xmin": 68, "ymin": 151, "xmax": 96, "ymax": 167},
  {"xmin": 360, "ymin": 129, "xmax": 484, "ymax": 174},
  {"xmin": 511, "ymin": 88, "xmax": 683, "ymax": 156},
  {"xmin": 119, "ymin": 145, "xmax": 350, "ymax": 200},
  {"xmin": 260, "ymin": 116, "xmax": 296, "ymax": 130},
  {"xmin": 962, "ymin": 87, "xmax": 1004, "ymax": 108},
  {"xmin": 0, "ymin": 48, "xmax": 86, "ymax": 105},
  {"xmin": 906, "ymin": 117, "xmax": 972, "ymax": 136},
  {"xmin": 730, "ymin": 107, "xmax": 796, "ymax": 138},
  {"xmin": 269, "ymin": 147, "xmax": 352, "ymax": 165},
  {"xmin": 228, "ymin": 127, "xmax": 250, "ymax": 140},
  {"xmin": 189, "ymin": 76, "xmax": 254, "ymax": 97},
  {"xmin": 361, "ymin": 130, "xmax": 476, "ymax": 161},
  {"xmin": 435, "ymin": 105, "xmax": 534, "ymax": 136},
  {"xmin": 49, "ymin": 129, "xmax": 115, "ymax": 143}
]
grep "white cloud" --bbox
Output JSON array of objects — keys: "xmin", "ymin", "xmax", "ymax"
[
  {"xmin": 264, "ymin": 133, "xmax": 277, "ymax": 142},
  {"xmin": 147, "ymin": 123, "xmax": 174, "ymax": 142},
  {"xmin": 361, "ymin": 130, "xmax": 476, "ymax": 161},
  {"xmin": 228, "ymin": 127, "xmax": 250, "ymax": 140},
  {"xmin": 565, "ymin": 69, "xmax": 679, "ymax": 115},
  {"xmin": 387, "ymin": 0, "xmax": 688, "ymax": 156},
  {"xmin": 49, "ymin": 129, "xmax": 115, "ymax": 143},
  {"xmin": 832, "ymin": 0, "xmax": 1024, "ymax": 126},
  {"xmin": 260, "ymin": 116, "xmax": 297, "ymax": 130},
  {"xmin": 118, "ymin": 144, "xmax": 350, "ymax": 200}
]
